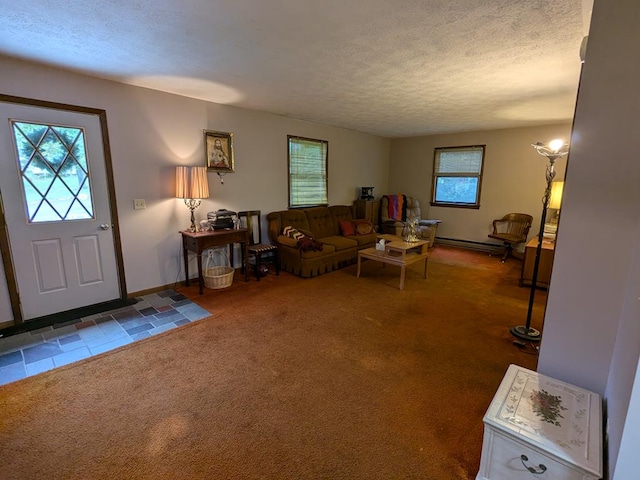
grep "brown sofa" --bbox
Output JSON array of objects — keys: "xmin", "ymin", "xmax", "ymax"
[{"xmin": 266, "ymin": 205, "xmax": 376, "ymax": 277}]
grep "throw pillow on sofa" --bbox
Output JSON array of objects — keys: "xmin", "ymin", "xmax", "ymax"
[
  {"xmin": 352, "ymin": 219, "xmax": 374, "ymax": 235},
  {"xmin": 283, "ymin": 225, "xmax": 323, "ymax": 252},
  {"xmin": 283, "ymin": 225, "xmax": 305, "ymax": 240},
  {"xmin": 338, "ymin": 220, "xmax": 356, "ymax": 236}
]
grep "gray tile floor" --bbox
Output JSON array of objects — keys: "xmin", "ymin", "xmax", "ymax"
[{"xmin": 0, "ymin": 289, "xmax": 210, "ymax": 386}]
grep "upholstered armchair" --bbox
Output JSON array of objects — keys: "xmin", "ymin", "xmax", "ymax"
[{"xmin": 379, "ymin": 195, "xmax": 441, "ymax": 246}]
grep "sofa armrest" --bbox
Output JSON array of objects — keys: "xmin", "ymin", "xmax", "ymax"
[{"xmin": 277, "ymin": 235, "xmax": 299, "ymax": 248}]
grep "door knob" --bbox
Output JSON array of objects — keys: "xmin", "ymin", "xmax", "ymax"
[{"xmin": 100, "ymin": 223, "xmax": 111, "ymax": 230}]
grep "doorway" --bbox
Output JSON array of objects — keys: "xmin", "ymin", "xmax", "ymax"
[{"xmin": 0, "ymin": 95, "xmax": 127, "ymax": 331}]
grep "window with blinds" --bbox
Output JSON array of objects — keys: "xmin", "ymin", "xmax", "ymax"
[
  {"xmin": 288, "ymin": 135, "xmax": 328, "ymax": 208},
  {"xmin": 431, "ymin": 145, "xmax": 485, "ymax": 208}
]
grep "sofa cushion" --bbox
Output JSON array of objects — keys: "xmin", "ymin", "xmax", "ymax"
[
  {"xmin": 319, "ymin": 235, "xmax": 358, "ymax": 251},
  {"xmin": 344, "ymin": 232, "xmax": 377, "ymax": 246},
  {"xmin": 304, "ymin": 207, "xmax": 336, "ymax": 239},
  {"xmin": 329, "ymin": 205, "xmax": 355, "ymax": 228},
  {"xmin": 279, "ymin": 209, "xmax": 311, "ymax": 233}
]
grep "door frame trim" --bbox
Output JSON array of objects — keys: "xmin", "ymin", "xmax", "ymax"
[{"xmin": 0, "ymin": 94, "xmax": 128, "ymax": 327}]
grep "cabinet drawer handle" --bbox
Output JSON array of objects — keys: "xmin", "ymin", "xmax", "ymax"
[{"xmin": 520, "ymin": 454, "xmax": 547, "ymax": 475}]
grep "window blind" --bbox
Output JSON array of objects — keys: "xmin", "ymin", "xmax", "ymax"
[
  {"xmin": 288, "ymin": 136, "xmax": 328, "ymax": 207},
  {"xmin": 432, "ymin": 145, "xmax": 485, "ymax": 207},
  {"xmin": 435, "ymin": 147, "xmax": 483, "ymax": 175}
]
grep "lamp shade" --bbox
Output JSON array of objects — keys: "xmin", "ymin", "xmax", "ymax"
[
  {"xmin": 549, "ymin": 181, "xmax": 564, "ymax": 209},
  {"xmin": 176, "ymin": 166, "xmax": 210, "ymax": 199},
  {"xmin": 175, "ymin": 166, "xmax": 190, "ymax": 198}
]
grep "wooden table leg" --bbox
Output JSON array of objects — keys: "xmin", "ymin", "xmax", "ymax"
[
  {"xmin": 183, "ymin": 243, "xmax": 190, "ymax": 287},
  {"xmin": 240, "ymin": 243, "xmax": 246, "ymax": 276},
  {"xmin": 423, "ymin": 258, "xmax": 428, "ymax": 279},
  {"xmin": 357, "ymin": 253, "xmax": 362, "ymax": 277},
  {"xmin": 197, "ymin": 249, "xmax": 204, "ymax": 295},
  {"xmin": 243, "ymin": 241, "xmax": 249, "ymax": 282},
  {"xmin": 399, "ymin": 265, "xmax": 405, "ymax": 290}
]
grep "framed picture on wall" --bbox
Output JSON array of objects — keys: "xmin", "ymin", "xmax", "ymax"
[{"xmin": 204, "ymin": 130, "xmax": 234, "ymax": 173}]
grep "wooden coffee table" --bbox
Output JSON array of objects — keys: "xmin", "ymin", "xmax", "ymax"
[{"xmin": 356, "ymin": 234, "xmax": 429, "ymax": 290}]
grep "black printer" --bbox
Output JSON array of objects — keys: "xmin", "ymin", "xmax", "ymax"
[{"xmin": 207, "ymin": 209, "xmax": 237, "ymax": 230}]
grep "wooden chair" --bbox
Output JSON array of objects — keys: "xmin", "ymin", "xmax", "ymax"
[
  {"xmin": 488, "ymin": 213, "xmax": 533, "ymax": 262},
  {"xmin": 238, "ymin": 210, "xmax": 279, "ymax": 281}
]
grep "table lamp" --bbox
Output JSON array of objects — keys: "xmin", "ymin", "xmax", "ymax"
[{"xmin": 176, "ymin": 166, "xmax": 210, "ymax": 232}]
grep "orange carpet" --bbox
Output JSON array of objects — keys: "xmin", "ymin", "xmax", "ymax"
[{"xmin": 0, "ymin": 246, "xmax": 542, "ymax": 479}]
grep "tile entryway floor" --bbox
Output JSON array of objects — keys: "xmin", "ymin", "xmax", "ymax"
[{"xmin": 0, "ymin": 289, "xmax": 210, "ymax": 386}]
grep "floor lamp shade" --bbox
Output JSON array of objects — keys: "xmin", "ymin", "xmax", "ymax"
[{"xmin": 548, "ymin": 181, "xmax": 564, "ymax": 210}]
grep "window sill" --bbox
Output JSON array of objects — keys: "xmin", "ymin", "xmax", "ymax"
[{"xmin": 430, "ymin": 202, "xmax": 480, "ymax": 209}]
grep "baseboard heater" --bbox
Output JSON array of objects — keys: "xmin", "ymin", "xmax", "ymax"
[{"xmin": 435, "ymin": 237, "xmax": 503, "ymax": 254}]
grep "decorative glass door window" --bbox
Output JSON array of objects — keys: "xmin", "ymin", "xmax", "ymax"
[{"xmin": 10, "ymin": 121, "xmax": 94, "ymax": 223}]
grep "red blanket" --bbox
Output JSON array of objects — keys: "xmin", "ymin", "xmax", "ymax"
[{"xmin": 384, "ymin": 194, "xmax": 407, "ymax": 221}]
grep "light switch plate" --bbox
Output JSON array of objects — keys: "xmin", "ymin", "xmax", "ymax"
[{"xmin": 133, "ymin": 199, "xmax": 146, "ymax": 210}]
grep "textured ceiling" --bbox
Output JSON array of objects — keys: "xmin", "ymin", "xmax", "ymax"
[{"xmin": 0, "ymin": 0, "xmax": 591, "ymax": 137}]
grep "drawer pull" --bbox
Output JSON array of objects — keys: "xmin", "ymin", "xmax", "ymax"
[{"xmin": 520, "ymin": 454, "xmax": 547, "ymax": 475}]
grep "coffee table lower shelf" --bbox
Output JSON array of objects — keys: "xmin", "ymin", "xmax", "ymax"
[{"xmin": 356, "ymin": 247, "xmax": 429, "ymax": 290}]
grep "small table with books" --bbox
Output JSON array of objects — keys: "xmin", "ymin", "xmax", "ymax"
[{"xmin": 356, "ymin": 234, "xmax": 429, "ymax": 290}]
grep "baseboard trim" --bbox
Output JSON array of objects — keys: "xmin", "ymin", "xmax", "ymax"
[{"xmin": 128, "ymin": 282, "xmax": 184, "ymax": 299}]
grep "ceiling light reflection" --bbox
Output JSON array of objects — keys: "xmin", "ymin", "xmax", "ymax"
[{"xmin": 125, "ymin": 76, "xmax": 243, "ymax": 104}]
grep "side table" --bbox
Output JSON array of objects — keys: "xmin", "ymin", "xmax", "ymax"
[
  {"xmin": 353, "ymin": 199, "xmax": 379, "ymax": 228},
  {"xmin": 520, "ymin": 237, "xmax": 555, "ymax": 288},
  {"xmin": 180, "ymin": 229, "xmax": 250, "ymax": 294},
  {"xmin": 477, "ymin": 364, "xmax": 602, "ymax": 480}
]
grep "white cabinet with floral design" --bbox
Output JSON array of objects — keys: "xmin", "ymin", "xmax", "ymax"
[{"xmin": 477, "ymin": 364, "xmax": 602, "ymax": 480}]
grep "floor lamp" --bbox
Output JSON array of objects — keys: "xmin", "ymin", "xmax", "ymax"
[{"xmin": 511, "ymin": 139, "xmax": 568, "ymax": 341}]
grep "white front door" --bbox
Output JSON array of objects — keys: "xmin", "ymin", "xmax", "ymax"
[{"xmin": 0, "ymin": 102, "xmax": 121, "ymax": 321}]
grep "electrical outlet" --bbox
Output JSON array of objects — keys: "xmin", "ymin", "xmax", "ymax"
[{"xmin": 133, "ymin": 199, "xmax": 146, "ymax": 210}]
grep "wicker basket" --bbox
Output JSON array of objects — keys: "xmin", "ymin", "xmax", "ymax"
[{"xmin": 203, "ymin": 249, "xmax": 234, "ymax": 289}]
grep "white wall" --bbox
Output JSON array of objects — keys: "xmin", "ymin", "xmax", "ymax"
[
  {"xmin": 0, "ymin": 56, "xmax": 390, "ymax": 297},
  {"xmin": 389, "ymin": 124, "xmax": 571, "ymax": 246},
  {"xmin": 606, "ymin": 221, "xmax": 640, "ymax": 476},
  {"xmin": 613, "ymin": 360, "xmax": 640, "ymax": 479},
  {"xmin": 536, "ymin": 0, "xmax": 640, "ymax": 477}
]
